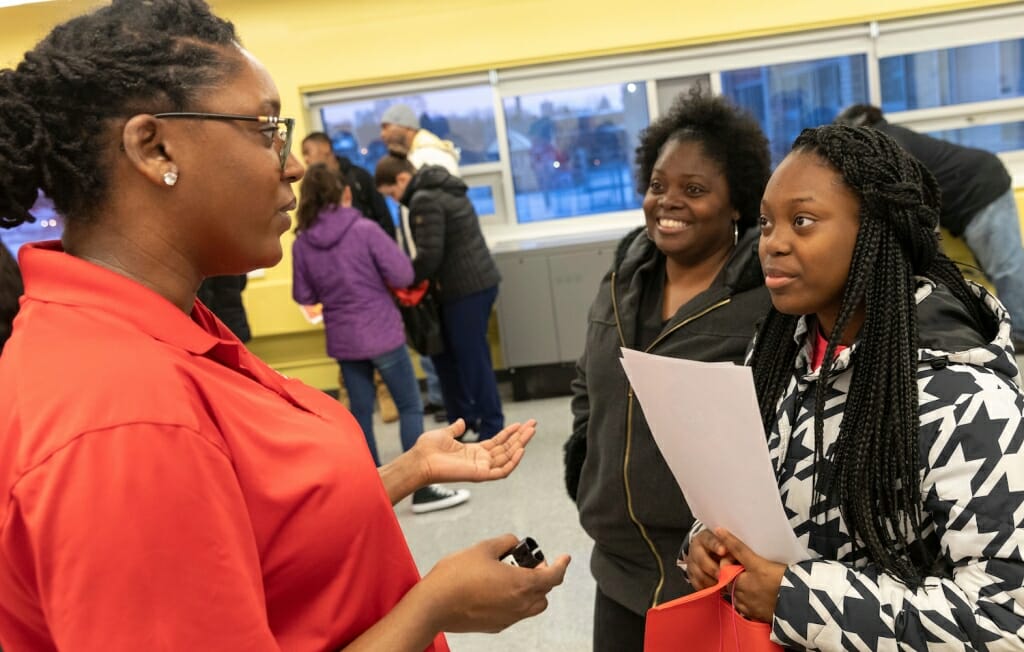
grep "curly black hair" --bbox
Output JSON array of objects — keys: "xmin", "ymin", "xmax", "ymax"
[
  {"xmin": 634, "ymin": 88, "xmax": 771, "ymax": 234},
  {"xmin": 750, "ymin": 124, "xmax": 995, "ymax": 588},
  {"xmin": 0, "ymin": 0, "xmax": 239, "ymax": 228}
]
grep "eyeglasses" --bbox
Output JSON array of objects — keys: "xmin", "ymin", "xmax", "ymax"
[{"xmin": 153, "ymin": 112, "xmax": 296, "ymax": 172}]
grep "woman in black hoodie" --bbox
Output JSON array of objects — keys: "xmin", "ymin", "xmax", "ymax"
[{"xmin": 566, "ymin": 90, "xmax": 772, "ymax": 651}]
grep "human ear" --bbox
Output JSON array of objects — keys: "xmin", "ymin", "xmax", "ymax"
[{"xmin": 121, "ymin": 115, "xmax": 178, "ymax": 188}]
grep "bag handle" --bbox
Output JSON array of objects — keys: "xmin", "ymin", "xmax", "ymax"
[{"xmin": 671, "ymin": 564, "xmax": 745, "ymax": 607}]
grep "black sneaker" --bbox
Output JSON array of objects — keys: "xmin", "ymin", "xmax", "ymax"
[
  {"xmin": 423, "ymin": 402, "xmax": 444, "ymax": 415},
  {"xmin": 411, "ymin": 484, "xmax": 470, "ymax": 514}
]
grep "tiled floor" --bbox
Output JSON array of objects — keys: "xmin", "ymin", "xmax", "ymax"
[
  {"xmin": 374, "ymin": 389, "xmax": 594, "ymax": 652},
  {"xmin": 372, "ymin": 353, "xmax": 1024, "ymax": 651}
]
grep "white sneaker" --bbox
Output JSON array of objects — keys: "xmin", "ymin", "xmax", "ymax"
[{"xmin": 411, "ymin": 484, "xmax": 470, "ymax": 514}]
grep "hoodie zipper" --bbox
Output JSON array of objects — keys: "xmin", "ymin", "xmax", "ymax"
[{"xmin": 611, "ymin": 270, "xmax": 732, "ymax": 608}]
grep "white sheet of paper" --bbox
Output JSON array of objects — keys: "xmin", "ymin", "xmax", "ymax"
[{"xmin": 620, "ymin": 348, "xmax": 809, "ymax": 564}]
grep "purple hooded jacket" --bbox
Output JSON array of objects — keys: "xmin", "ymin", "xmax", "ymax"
[{"xmin": 291, "ymin": 205, "xmax": 413, "ymax": 361}]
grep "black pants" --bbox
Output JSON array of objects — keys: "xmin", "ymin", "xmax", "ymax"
[
  {"xmin": 431, "ymin": 285, "xmax": 504, "ymax": 439},
  {"xmin": 594, "ymin": 587, "xmax": 646, "ymax": 652}
]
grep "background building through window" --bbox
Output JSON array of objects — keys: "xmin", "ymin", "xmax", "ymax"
[
  {"xmin": 721, "ymin": 55, "xmax": 869, "ymax": 164},
  {"xmin": 502, "ymin": 82, "xmax": 649, "ymax": 223}
]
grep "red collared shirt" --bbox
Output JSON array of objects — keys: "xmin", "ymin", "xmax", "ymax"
[{"xmin": 0, "ymin": 242, "xmax": 447, "ymax": 651}]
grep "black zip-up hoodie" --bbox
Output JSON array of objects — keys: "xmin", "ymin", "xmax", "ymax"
[{"xmin": 567, "ymin": 226, "xmax": 771, "ymax": 615}]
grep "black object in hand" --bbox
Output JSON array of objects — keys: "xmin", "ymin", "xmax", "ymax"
[{"xmin": 500, "ymin": 537, "xmax": 545, "ymax": 568}]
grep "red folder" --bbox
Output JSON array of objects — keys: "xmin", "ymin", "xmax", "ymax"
[{"xmin": 644, "ymin": 565, "xmax": 782, "ymax": 652}]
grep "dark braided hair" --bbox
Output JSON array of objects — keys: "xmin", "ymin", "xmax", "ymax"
[
  {"xmin": 750, "ymin": 124, "xmax": 995, "ymax": 588},
  {"xmin": 635, "ymin": 87, "xmax": 771, "ymax": 234},
  {"xmin": 0, "ymin": 0, "xmax": 239, "ymax": 227}
]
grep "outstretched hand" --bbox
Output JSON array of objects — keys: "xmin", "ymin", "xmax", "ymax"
[{"xmin": 413, "ymin": 419, "xmax": 537, "ymax": 485}]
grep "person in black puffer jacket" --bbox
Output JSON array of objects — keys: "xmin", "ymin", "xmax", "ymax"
[
  {"xmin": 565, "ymin": 89, "xmax": 773, "ymax": 652},
  {"xmin": 376, "ymin": 156, "xmax": 504, "ymax": 440}
]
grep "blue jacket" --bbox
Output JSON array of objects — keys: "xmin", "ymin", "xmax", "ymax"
[{"xmin": 292, "ymin": 205, "xmax": 414, "ymax": 360}]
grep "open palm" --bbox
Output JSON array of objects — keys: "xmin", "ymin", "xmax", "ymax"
[{"xmin": 415, "ymin": 419, "xmax": 537, "ymax": 484}]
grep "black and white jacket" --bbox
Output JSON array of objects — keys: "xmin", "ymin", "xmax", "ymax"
[{"xmin": 698, "ymin": 280, "xmax": 1024, "ymax": 650}]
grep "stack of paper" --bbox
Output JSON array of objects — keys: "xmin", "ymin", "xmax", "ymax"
[{"xmin": 619, "ymin": 348, "xmax": 809, "ymax": 564}]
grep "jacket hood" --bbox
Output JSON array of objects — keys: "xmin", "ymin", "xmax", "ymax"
[
  {"xmin": 615, "ymin": 225, "xmax": 765, "ymax": 295},
  {"xmin": 414, "ymin": 130, "xmax": 460, "ymax": 163},
  {"xmin": 401, "ymin": 165, "xmax": 468, "ymax": 204},
  {"xmin": 794, "ymin": 279, "xmax": 1019, "ymax": 385},
  {"xmin": 917, "ymin": 280, "xmax": 1018, "ymax": 381},
  {"xmin": 300, "ymin": 205, "xmax": 361, "ymax": 250}
]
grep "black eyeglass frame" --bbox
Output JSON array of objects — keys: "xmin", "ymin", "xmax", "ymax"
[{"xmin": 152, "ymin": 112, "xmax": 295, "ymax": 171}]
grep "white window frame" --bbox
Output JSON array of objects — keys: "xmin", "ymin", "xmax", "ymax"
[{"xmin": 302, "ymin": 4, "xmax": 1024, "ymax": 246}]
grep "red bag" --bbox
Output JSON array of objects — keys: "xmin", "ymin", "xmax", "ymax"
[
  {"xmin": 392, "ymin": 279, "xmax": 430, "ymax": 307},
  {"xmin": 644, "ymin": 565, "xmax": 782, "ymax": 652}
]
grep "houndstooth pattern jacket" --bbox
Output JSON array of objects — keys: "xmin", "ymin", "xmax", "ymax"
[{"xmin": 696, "ymin": 280, "xmax": 1024, "ymax": 650}]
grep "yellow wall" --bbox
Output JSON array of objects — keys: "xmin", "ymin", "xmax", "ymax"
[{"xmin": 1, "ymin": 0, "xmax": 1018, "ymax": 385}]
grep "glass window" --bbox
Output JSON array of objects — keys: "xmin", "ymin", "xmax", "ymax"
[
  {"xmin": 721, "ymin": 55, "xmax": 869, "ymax": 164},
  {"xmin": 466, "ymin": 185, "xmax": 496, "ymax": 218},
  {"xmin": 317, "ymin": 85, "xmax": 498, "ymax": 174},
  {"xmin": 1, "ymin": 192, "xmax": 63, "ymax": 257},
  {"xmin": 502, "ymin": 82, "xmax": 649, "ymax": 223},
  {"xmin": 881, "ymin": 38, "xmax": 1024, "ymax": 112},
  {"xmin": 926, "ymin": 121, "xmax": 1024, "ymax": 153},
  {"xmin": 655, "ymin": 75, "xmax": 711, "ymax": 116}
]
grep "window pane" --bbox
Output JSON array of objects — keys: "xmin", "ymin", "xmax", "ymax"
[
  {"xmin": 318, "ymin": 85, "xmax": 498, "ymax": 174},
  {"xmin": 1, "ymin": 192, "xmax": 63, "ymax": 257},
  {"xmin": 721, "ymin": 55, "xmax": 869, "ymax": 164},
  {"xmin": 503, "ymin": 82, "xmax": 649, "ymax": 223},
  {"xmin": 656, "ymin": 75, "xmax": 711, "ymax": 116},
  {"xmin": 926, "ymin": 121, "xmax": 1024, "ymax": 153},
  {"xmin": 466, "ymin": 185, "xmax": 496, "ymax": 217},
  {"xmin": 881, "ymin": 38, "xmax": 1024, "ymax": 112}
]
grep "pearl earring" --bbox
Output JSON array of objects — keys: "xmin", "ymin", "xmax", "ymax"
[{"xmin": 163, "ymin": 169, "xmax": 179, "ymax": 187}]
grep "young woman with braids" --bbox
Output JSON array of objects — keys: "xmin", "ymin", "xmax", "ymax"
[
  {"xmin": 0, "ymin": 1, "xmax": 568, "ymax": 650},
  {"xmin": 685, "ymin": 125, "xmax": 1024, "ymax": 649},
  {"xmin": 566, "ymin": 90, "xmax": 772, "ymax": 652}
]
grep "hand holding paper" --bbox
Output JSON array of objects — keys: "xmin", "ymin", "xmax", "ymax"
[{"xmin": 619, "ymin": 348, "xmax": 808, "ymax": 565}]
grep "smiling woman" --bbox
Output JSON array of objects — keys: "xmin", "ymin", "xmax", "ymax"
[
  {"xmin": 0, "ymin": 1, "xmax": 569, "ymax": 650},
  {"xmin": 566, "ymin": 89, "xmax": 772, "ymax": 652}
]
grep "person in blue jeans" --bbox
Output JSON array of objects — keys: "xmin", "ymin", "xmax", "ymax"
[
  {"xmin": 292, "ymin": 163, "xmax": 469, "ymax": 513},
  {"xmin": 376, "ymin": 156, "xmax": 505, "ymax": 441}
]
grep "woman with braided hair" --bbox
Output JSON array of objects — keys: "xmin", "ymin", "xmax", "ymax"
[
  {"xmin": 0, "ymin": 1, "xmax": 569, "ymax": 650},
  {"xmin": 686, "ymin": 125, "xmax": 1024, "ymax": 649}
]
